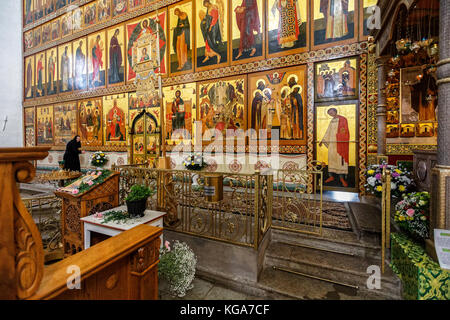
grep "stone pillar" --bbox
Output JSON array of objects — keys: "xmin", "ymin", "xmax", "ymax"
[
  {"xmin": 427, "ymin": 0, "xmax": 450, "ymax": 259},
  {"xmin": 376, "ymin": 56, "xmax": 390, "ymax": 155}
]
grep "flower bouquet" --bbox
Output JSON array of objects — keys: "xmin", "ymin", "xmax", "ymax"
[
  {"xmin": 365, "ymin": 163, "xmax": 413, "ymax": 198},
  {"xmin": 158, "ymin": 240, "xmax": 197, "ymax": 297},
  {"xmin": 183, "ymin": 153, "xmax": 206, "ymax": 171},
  {"xmin": 394, "ymin": 192, "xmax": 430, "ymax": 239},
  {"xmin": 91, "ymin": 151, "xmax": 108, "ymax": 168}
]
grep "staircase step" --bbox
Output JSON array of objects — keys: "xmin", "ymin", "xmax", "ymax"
[
  {"xmin": 264, "ymin": 241, "xmax": 402, "ymax": 298},
  {"xmin": 347, "ymin": 202, "xmax": 382, "ymax": 237},
  {"xmin": 272, "ymin": 227, "xmax": 382, "ymax": 259},
  {"xmin": 257, "ymin": 267, "xmax": 400, "ymax": 300}
]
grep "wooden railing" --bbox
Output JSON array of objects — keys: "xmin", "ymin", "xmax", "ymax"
[{"xmin": 0, "ymin": 147, "xmax": 162, "ymax": 300}]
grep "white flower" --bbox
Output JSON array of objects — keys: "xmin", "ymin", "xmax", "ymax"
[{"xmin": 391, "ymin": 182, "xmax": 397, "ymax": 190}]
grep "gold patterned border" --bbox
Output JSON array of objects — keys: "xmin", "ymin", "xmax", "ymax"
[
  {"xmin": 367, "ymin": 43, "xmax": 378, "ymax": 150},
  {"xmin": 386, "ymin": 144, "xmax": 437, "ymax": 155},
  {"xmin": 306, "ymin": 62, "xmax": 315, "ymax": 193},
  {"xmin": 359, "ymin": 53, "xmax": 368, "ymax": 195},
  {"xmin": 24, "ymin": 41, "xmax": 369, "ymax": 107}
]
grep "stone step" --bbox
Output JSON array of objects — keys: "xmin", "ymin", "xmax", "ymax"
[
  {"xmin": 257, "ymin": 267, "xmax": 401, "ymax": 300},
  {"xmin": 272, "ymin": 227, "xmax": 383, "ymax": 259},
  {"xmin": 264, "ymin": 241, "xmax": 402, "ymax": 299},
  {"xmin": 346, "ymin": 202, "xmax": 382, "ymax": 242}
]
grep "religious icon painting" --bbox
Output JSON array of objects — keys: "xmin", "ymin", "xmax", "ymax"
[
  {"xmin": 315, "ymin": 102, "xmax": 358, "ymax": 191},
  {"xmin": 87, "ymin": 31, "xmax": 107, "ymax": 90},
  {"xmin": 24, "ymin": 107, "xmax": 36, "ymax": 147},
  {"xmin": 36, "ymin": 105, "xmax": 54, "ymax": 146},
  {"xmin": 107, "ymin": 25, "xmax": 126, "ymax": 86},
  {"xmin": 128, "ymin": 0, "xmax": 145, "ymax": 12},
  {"xmin": 126, "ymin": 9, "xmax": 168, "ymax": 82},
  {"xmin": 128, "ymin": 92, "xmax": 142, "ymax": 125},
  {"xmin": 24, "ymin": 0, "xmax": 34, "ymax": 26},
  {"xmin": 386, "ymin": 110, "xmax": 399, "ymax": 124},
  {"xmin": 360, "ymin": 0, "xmax": 377, "ymax": 39},
  {"xmin": 162, "ymin": 82, "xmax": 197, "ymax": 144},
  {"xmin": 230, "ymin": 0, "xmax": 265, "ymax": 65},
  {"xmin": 315, "ymin": 56, "xmax": 359, "ymax": 102},
  {"xmin": 42, "ymin": 22, "xmax": 52, "ymax": 44},
  {"xmin": 72, "ymin": 7, "xmax": 84, "ymax": 32},
  {"xmin": 78, "ymin": 98, "xmax": 103, "ymax": 146},
  {"xmin": 58, "ymin": 43, "xmax": 73, "ymax": 93},
  {"xmin": 24, "ymin": 55, "xmax": 35, "ymax": 100},
  {"xmin": 45, "ymin": 0, "xmax": 55, "ymax": 16},
  {"xmin": 56, "ymin": 0, "xmax": 67, "ymax": 11},
  {"xmin": 51, "ymin": 18, "xmax": 61, "ymax": 41},
  {"xmin": 34, "ymin": 27, "xmax": 42, "ymax": 47},
  {"xmin": 386, "ymin": 124, "xmax": 399, "ymax": 138},
  {"xmin": 416, "ymin": 123, "xmax": 435, "ymax": 138},
  {"xmin": 73, "ymin": 37, "xmax": 88, "ymax": 91},
  {"xmin": 45, "ymin": 47, "xmax": 58, "ymax": 95},
  {"xmin": 103, "ymin": 94, "xmax": 128, "ymax": 147},
  {"xmin": 97, "ymin": 0, "xmax": 112, "ymax": 24},
  {"xmin": 169, "ymin": 0, "xmax": 195, "ymax": 76},
  {"xmin": 195, "ymin": 0, "xmax": 229, "ymax": 72},
  {"xmin": 34, "ymin": 0, "xmax": 44, "ymax": 22},
  {"xmin": 35, "ymin": 52, "xmax": 46, "ymax": 97},
  {"xmin": 400, "ymin": 124, "xmax": 416, "ymax": 138},
  {"xmin": 54, "ymin": 102, "xmax": 77, "ymax": 145},
  {"xmin": 197, "ymin": 75, "xmax": 247, "ymax": 144},
  {"xmin": 312, "ymin": 0, "xmax": 357, "ymax": 50},
  {"xmin": 25, "ymin": 31, "xmax": 34, "ymax": 51},
  {"xmin": 61, "ymin": 12, "xmax": 73, "ymax": 38},
  {"xmin": 247, "ymin": 65, "xmax": 307, "ymax": 145},
  {"xmin": 266, "ymin": 0, "xmax": 309, "ymax": 58},
  {"xmin": 84, "ymin": 2, "xmax": 98, "ymax": 28},
  {"xmin": 113, "ymin": 0, "xmax": 128, "ymax": 17}
]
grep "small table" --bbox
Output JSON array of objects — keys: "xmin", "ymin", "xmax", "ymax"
[{"xmin": 81, "ymin": 205, "xmax": 166, "ymax": 249}]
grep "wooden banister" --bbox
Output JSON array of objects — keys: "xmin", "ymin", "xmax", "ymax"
[{"xmin": 0, "ymin": 147, "xmax": 162, "ymax": 300}]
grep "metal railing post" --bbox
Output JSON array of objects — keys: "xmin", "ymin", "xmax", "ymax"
[{"xmin": 254, "ymin": 171, "xmax": 260, "ymax": 250}]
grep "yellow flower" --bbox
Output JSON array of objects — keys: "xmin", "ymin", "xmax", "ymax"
[
  {"xmin": 376, "ymin": 186, "xmax": 382, "ymax": 192},
  {"xmin": 395, "ymin": 169, "xmax": 402, "ymax": 174},
  {"xmin": 399, "ymin": 216, "xmax": 405, "ymax": 221},
  {"xmin": 367, "ymin": 170, "xmax": 375, "ymax": 175},
  {"xmin": 399, "ymin": 185, "xmax": 405, "ymax": 192},
  {"xmin": 101, "ymin": 153, "xmax": 105, "ymax": 157}
]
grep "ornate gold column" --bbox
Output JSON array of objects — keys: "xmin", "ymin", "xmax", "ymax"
[{"xmin": 376, "ymin": 56, "xmax": 390, "ymax": 156}]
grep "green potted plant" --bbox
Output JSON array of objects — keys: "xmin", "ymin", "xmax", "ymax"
[{"xmin": 125, "ymin": 184, "xmax": 154, "ymax": 218}]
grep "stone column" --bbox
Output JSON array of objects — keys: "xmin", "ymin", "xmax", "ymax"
[
  {"xmin": 376, "ymin": 56, "xmax": 390, "ymax": 155},
  {"xmin": 428, "ymin": 0, "xmax": 450, "ymax": 258}
]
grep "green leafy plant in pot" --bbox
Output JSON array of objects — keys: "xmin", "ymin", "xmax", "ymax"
[{"xmin": 125, "ymin": 185, "xmax": 154, "ymax": 218}]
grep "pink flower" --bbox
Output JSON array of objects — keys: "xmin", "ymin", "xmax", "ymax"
[
  {"xmin": 87, "ymin": 181, "xmax": 94, "ymax": 186},
  {"xmin": 406, "ymin": 209, "xmax": 415, "ymax": 217},
  {"xmin": 165, "ymin": 241, "xmax": 171, "ymax": 252},
  {"xmin": 94, "ymin": 212, "xmax": 103, "ymax": 219},
  {"xmin": 97, "ymin": 171, "xmax": 102, "ymax": 175},
  {"xmin": 375, "ymin": 173, "xmax": 382, "ymax": 180},
  {"xmin": 72, "ymin": 189, "xmax": 79, "ymax": 195}
]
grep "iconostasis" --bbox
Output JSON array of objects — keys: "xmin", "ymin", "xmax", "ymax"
[{"xmin": 22, "ymin": 0, "xmax": 403, "ymax": 193}]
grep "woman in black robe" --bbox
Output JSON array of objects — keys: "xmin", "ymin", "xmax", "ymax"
[{"xmin": 63, "ymin": 135, "xmax": 83, "ymax": 172}]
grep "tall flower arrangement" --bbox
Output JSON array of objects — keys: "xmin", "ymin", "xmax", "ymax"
[
  {"xmin": 394, "ymin": 192, "xmax": 430, "ymax": 239},
  {"xmin": 365, "ymin": 163, "xmax": 413, "ymax": 198}
]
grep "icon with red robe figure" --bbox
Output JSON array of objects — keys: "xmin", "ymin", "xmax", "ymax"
[
  {"xmin": 90, "ymin": 35, "xmax": 104, "ymax": 88},
  {"xmin": 234, "ymin": 0, "xmax": 261, "ymax": 60},
  {"xmin": 319, "ymin": 108, "xmax": 350, "ymax": 188},
  {"xmin": 107, "ymin": 99, "xmax": 126, "ymax": 142}
]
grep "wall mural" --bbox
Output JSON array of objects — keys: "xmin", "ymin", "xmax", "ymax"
[
  {"xmin": 163, "ymin": 82, "xmax": 197, "ymax": 145},
  {"xmin": 103, "ymin": 94, "xmax": 128, "ymax": 147},
  {"xmin": 248, "ymin": 65, "xmax": 307, "ymax": 145},
  {"xmin": 54, "ymin": 102, "xmax": 77, "ymax": 146},
  {"xmin": 197, "ymin": 75, "xmax": 246, "ymax": 143},
  {"xmin": 78, "ymin": 98, "xmax": 103, "ymax": 146},
  {"xmin": 312, "ymin": 0, "xmax": 356, "ymax": 49},
  {"xmin": 169, "ymin": 0, "xmax": 194, "ymax": 75},
  {"xmin": 316, "ymin": 102, "xmax": 358, "ymax": 191},
  {"xmin": 266, "ymin": 0, "xmax": 309, "ymax": 58},
  {"xmin": 315, "ymin": 56, "xmax": 359, "ymax": 102},
  {"xmin": 37, "ymin": 105, "xmax": 54, "ymax": 146},
  {"xmin": 195, "ymin": 0, "xmax": 228, "ymax": 71}
]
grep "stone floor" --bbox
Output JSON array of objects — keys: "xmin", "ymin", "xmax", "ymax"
[{"xmin": 159, "ymin": 277, "xmax": 266, "ymax": 300}]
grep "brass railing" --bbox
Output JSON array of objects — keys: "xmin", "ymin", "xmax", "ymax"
[
  {"xmin": 272, "ymin": 169, "xmax": 324, "ymax": 236},
  {"xmin": 23, "ymin": 195, "xmax": 62, "ymax": 253},
  {"xmin": 380, "ymin": 167, "xmax": 392, "ymax": 274},
  {"xmin": 112, "ymin": 165, "xmax": 273, "ymax": 250}
]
